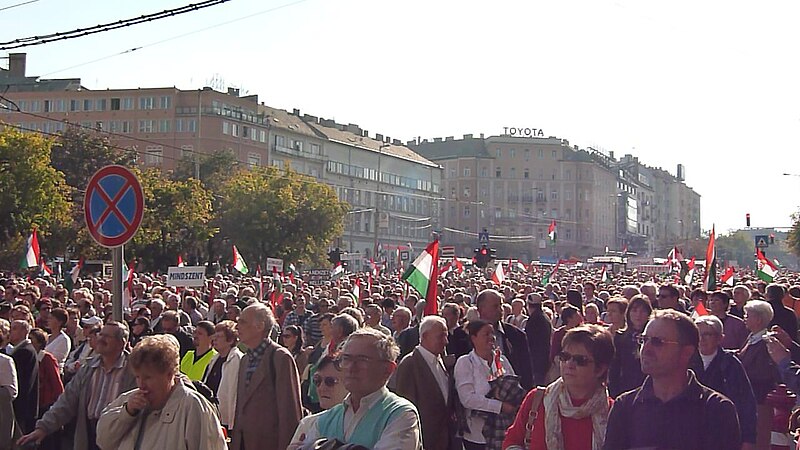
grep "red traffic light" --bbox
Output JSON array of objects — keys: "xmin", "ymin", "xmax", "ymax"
[{"xmin": 480, "ymin": 248, "xmax": 488, "ymax": 255}]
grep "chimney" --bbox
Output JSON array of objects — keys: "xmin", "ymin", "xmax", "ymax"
[
  {"xmin": 385, "ymin": 136, "xmax": 391, "ymax": 143},
  {"xmin": 407, "ymin": 140, "xmax": 416, "ymax": 146},
  {"xmin": 320, "ymin": 118, "xmax": 336, "ymax": 127},
  {"xmin": 227, "ymin": 87, "xmax": 240, "ymax": 96},
  {"xmin": 303, "ymin": 114, "xmax": 318, "ymax": 122},
  {"xmin": 376, "ymin": 133, "xmax": 384, "ymax": 142},
  {"xmin": 480, "ymin": 133, "xmax": 485, "ymax": 139},
  {"xmin": 8, "ymin": 53, "xmax": 26, "ymax": 77},
  {"xmin": 433, "ymin": 137, "xmax": 442, "ymax": 142},
  {"xmin": 392, "ymin": 139, "xmax": 401, "ymax": 145},
  {"xmin": 445, "ymin": 136, "xmax": 454, "ymax": 141},
  {"xmin": 292, "ymin": 108, "xmax": 300, "ymax": 116},
  {"xmin": 463, "ymin": 134, "xmax": 473, "ymax": 139},
  {"xmin": 609, "ymin": 150, "xmax": 615, "ymax": 159},
  {"xmin": 346, "ymin": 123, "xmax": 362, "ymax": 135}
]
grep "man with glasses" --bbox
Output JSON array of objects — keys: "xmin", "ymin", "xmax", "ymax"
[
  {"xmin": 298, "ymin": 327, "xmax": 422, "ymax": 449},
  {"xmin": 17, "ymin": 321, "xmax": 136, "ymax": 450},
  {"xmin": 604, "ymin": 309, "xmax": 741, "ymax": 449},
  {"xmin": 655, "ymin": 284, "xmax": 687, "ymax": 313}
]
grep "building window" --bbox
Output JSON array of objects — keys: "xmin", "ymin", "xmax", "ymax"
[
  {"xmin": 260, "ymin": 130, "xmax": 267, "ymax": 143},
  {"xmin": 311, "ymin": 143, "xmax": 320, "ymax": 154},
  {"xmin": 121, "ymin": 121, "xmax": 131, "ymax": 133},
  {"xmin": 96, "ymin": 99, "xmax": 107, "ymax": 111},
  {"xmin": 83, "ymin": 99, "xmax": 93, "ymax": 111},
  {"xmin": 110, "ymin": 98, "xmax": 120, "ymax": 110},
  {"xmin": 180, "ymin": 145, "xmax": 194, "ymax": 160},
  {"xmin": 495, "ymin": 208, "xmax": 502, "ymax": 218},
  {"xmin": 565, "ymin": 190, "xmax": 572, "ymax": 201},
  {"xmin": 222, "ymin": 122, "xmax": 230, "ymax": 135},
  {"xmin": 463, "ymin": 187, "xmax": 470, "ymax": 198},
  {"xmin": 496, "ymin": 148, "xmax": 502, "ymax": 158},
  {"xmin": 510, "ymin": 168, "xmax": 516, "ymax": 178},
  {"xmin": 481, "ymin": 167, "xmax": 488, "ymax": 177},
  {"xmin": 70, "ymin": 100, "xmax": 80, "ymax": 112},
  {"xmin": 275, "ymin": 135, "xmax": 286, "ymax": 147},
  {"xmin": 464, "ymin": 167, "xmax": 471, "ymax": 177},
  {"xmin": 145, "ymin": 146, "xmax": 163, "ymax": 165},
  {"xmin": 510, "ymin": 148, "xmax": 516, "ymax": 158},
  {"xmin": 122, "ymin": 98, "xmax": 134, "ymax": 110},
  {"xmin": 565, "ymin": 228, "xmax": 572, "ymax": 240},
  {"xmin": 139, "ymin": 97, "xmax": 154, "ymax": 110},
  {"xmin": 538, "ymin": 149, "xmax": 544, "ymax": 158},
  {"xmin": 449, "ymin": 168, "xmax": 456, "ymax": 178},
  {"xmin": 551, "ymin": 191, "xmax": 558, "ymax": 200},
  {"xmin": 158, "ymin": 120, "xmax": 170, "ymax": 132},
  {"xmin": 292, "ymin": 140, "xmax": 303, "ymax": 151},
  {"xmin": 248, "ymin": 153, "xmax": 261, "ymax": 168},
  {"xmin": 496, "ymin": 168, "xmax": 502, "ymax": 178},
  {"xmin": 525, "ymin": 149, "xmax": 530, "ymax": 161},
  {"xmin": 552, "ymin": 150, "xmax": 557, "ymax": 159},
  {"xmin": 138, "ymin": 120, "xmax": 154, "ymax": 133},
  {"xmin": 524, "ymin": 169, "xmax": 529, "ymax": 179},
  {"xmin": 55, "ymin": 99, "xmax": 66, "ymax": 112},
  {"xmin": 160, "ymin": 96, "xmax": 171, "ymax": 109},
  {"xmin": 464, "ymin": 206, "xmax": 471, "ymax": 218},
  {"xmin": 231, "ymin": 124, "xmax": 239, "ymax": 137},
  {"xmin": 272, "ymin": 159, "xmax": 284, "ymax": 169},
  {"xmin": 565, "ymin": 170, "xmax": 572, "ymax": 180}
]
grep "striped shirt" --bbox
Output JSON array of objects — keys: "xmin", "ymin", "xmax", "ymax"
[{"xmin": 86, "ymin": 352, "xmax": 129, "ymax": 420}]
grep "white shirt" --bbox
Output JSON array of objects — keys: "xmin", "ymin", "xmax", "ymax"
[
  {"xmin": 45, "ymin": 330, "xmax": 71, "ymax": 371},
  {"xmin": 700, "ymin": 349, "xmax": 718, "ymax": 370},
  {"xmin": 287, "ymin": 387, "xmax": 421, "ymax": 450},
  {"xmin": 0, "ymin": 352, "xmax": 17, "ymax": 399},
  {"xmin": 416, "ymin": 345, "xmax": 449, "ymax": 403},
  {"xmin": 454, "ymin": 350, "xmax": 515, "ymax": 444}
]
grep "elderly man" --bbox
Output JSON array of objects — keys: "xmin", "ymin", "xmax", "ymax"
[
  {"xmin": 7, "ymin": 320, "xmax": 38, "ymax": 434},
  {"xmin": 17, "ymin": 321, "xmax": 135, "ymax": 450},
  {"xmin": 765, "ymin": 283, "xmax": 798, "ymax": 342},
  {"xmin": 230, "ymin": 303, "xmax": 302, "ymax": 450},
  {"xmin": 604, "ymin": 310, "xmax": 741, "ymax": 449},
  {"xmin": 365, "ymin": 304, "xmax": 391, "ymax": 336},
  {"xmin": 707, "ymin": 290, "xmax": 748, "ymax": 350},
  {"xmin": 392, "ymin": 306, "xmax": 419, "ymax": 360},
  {"xmin": 476, "ymin": 289, "xmax": 533, "ymax": 389},
  {"xmin": 690, "ymin": 315, "xmax": 757, "ymax": 449},
  {"xmin": 289, "ymin": 328, "xmax": 421, "ymax": 449},
  {"xmin": 395, "ymin": 316, "xmax": 455, "ymax": 450},
  {"xmin": 524, "ymin": 292, "xmax": 552, "ymax": 386}
]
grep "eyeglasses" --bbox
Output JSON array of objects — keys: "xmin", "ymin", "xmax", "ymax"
[
  {"xmin": 557, "ymin": 351, "xmax": 594, "ymax": 367},
  {"xmin": 637, "ymin": 335, "xmax": 682, "ymax": 347},
  {"xmin": 334, "ymin": 354, "xmax": 387, "ymax": 369},
  {"xmin": 312, "ymin": 375, "xmax": 340, "ymax": 387}
]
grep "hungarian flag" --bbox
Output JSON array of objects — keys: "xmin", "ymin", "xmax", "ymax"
[
  {"xmin": 439, "ymin": 261, "xmax": 453, "ymax": 277},
  {"xmin": 453, "ymin": 258, "xmax": 464, "ymax": 273},
  {"xmin": 704, "ymin": 225, "xmax": 717, "ymax": 291},
  {"xmin": 353, "ymin": 278, "xmax": 361, "ymax": 300},
  {"xmin": 756, "ymin": 249, "xmax": 778, "ymax": 282},
  {"xmin": 491, "ymin": 262, "xmax": 506, "ymax": 285},
  {"xmin": 541, "ymin": 261, "xmax": 560, "ymax": 286},
  {"xmin": 514, "ymin": 260, "xmax": 528, "ymax": 272},
  {"xmin": 401, "ymin": 239, "xmax": 439, "ymax": 316},
  {"xmin": 270, "ymin": 266, "xmax": 283, "ymax": 310},
  {"xmin": 177, "ymin": 255, "xmax": 185, "ymax": 267},
  {"xmin": 548, "ymin": 220, "xmax": 557, "ymax": 243},
  {"xmin": 694, "ymin": 300, "xmax": 710, "ymax": 316},
  {"xmin": 666, "ymin": 247, "xmax": 683, "ymax": 272},
  {"xmin": 684, "ymin": 257, "xmax": 696, "ymax": 286},
  {"xmin": 721, "ymin": 266, "xmax": 735, "ymax": 286},
  {"xmin": 21, "ymin": 229, "xmax": 40, "ymax": 270},
  {"xmin": 331, "ymin": 262, "xmax": 344, "ymax": 278},
  {"xmin": 39, "ymin": 258, "xmax": 53, "ymax": 276},
  {"xmin": 232, "ymin": 245, "xmax": 248, "ymax": 274},
  {"xmin": 621, "ymin": 244, "xmax": 628, "ymax": 256},
  {"xmin": 600, "ymin": 266, "xmax": 609, "ymax": 283}
]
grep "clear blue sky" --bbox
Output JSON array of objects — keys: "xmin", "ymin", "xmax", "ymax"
[{"xmin": 4, "ymin": 0, "xmax": 800, "ymax": 235}]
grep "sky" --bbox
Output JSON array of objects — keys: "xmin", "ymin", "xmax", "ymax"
[{"xmin": 3, "ymin": 0, "xmax": 800, "ymax": 235}]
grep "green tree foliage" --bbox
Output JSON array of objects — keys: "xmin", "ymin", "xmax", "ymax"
[
  {"xmin": 218, "ymin": 167, "xmax": 348, "ymax": 267},
  {"xmin": 173, "ymin": 149, "xmax": 239, "ymax": 193},
  {"xmin": 127, "ymin": 168, "xmax": 217, "ymax": 271},
  {"xmin": 787, "ymin": 211, "xmax": 800, "ymax": 258},
  {"xmin": 715, "ymin": 231, "xmax": 758, "ymax": 269},
  {"xmin": 0, "ymin": 127, "xmax": 71, "ymax": 266}
]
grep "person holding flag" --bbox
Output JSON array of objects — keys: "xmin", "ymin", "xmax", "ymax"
[{"xmin": 401, "ymin": 239, "xmax": 439, "ymax": 316}]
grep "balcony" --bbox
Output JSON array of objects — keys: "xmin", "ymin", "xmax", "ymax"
[{"xmin": 273, "ymin": 144, "xmax": 326, "ymax": 161}]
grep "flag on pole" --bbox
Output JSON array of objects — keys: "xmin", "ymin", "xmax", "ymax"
[
  {"xmin": 270, "ymin": 266, "xmax": 283, "ymax": 311},
  {"xmin": 600, "ymin": 266, "xmax": 609, "ymax": 283},
  {"xmin": 491, "ymin": 262, "xmax": 506, "ymax": 285},
  {"xmin": 704, "ymin": 225, "xmax": 717, "ymax": 291},
  {"xmin": 256, "ymin": 265, "xmax": 263, "ymax": 301},
  {"xmin": 541, "ymin": 261, "xmax": 560, "ymax": 286},
  {"xmin": 756, "ymin": 248, "xmax": 778, "ymax": 282},
  {"xmin": 177, "ymin": 255, "xmax": 185, "ymax": 267},
  {"xmin": 21, "ymin": 229, "xmax": 40, "ymax": 269},
  {"xmin": 353, "ymin": 278, "xmax": 361, "ymax": 301},
  {"xmin": 331, "ymin": 262, "xmax": 344, "ymax": 279},
  {"xmin": 621, "ymin": 244, "xmax": 628, "ymax": 256},
  {"xmin": 401, "ymin": 239, "xmax": 440, "ymax": 316},
  {"xmin": 514, "ymin": 260, "xmax": 528, "ymax": 273},
  {"xmin": 548, "ymin": 220, "xmax": 557, "ymax": 243},
  {"xmin": 232, "ymin": 245, "xmax": 248, "ymax": 274},
  {"xmin": 684, "ymin": 257, "xmax": 696, "ymax": 286},
  {"xmin": 453, "ymin": 258, "xmax": 464, "ymax": 274},
  {"xmin": 694, "ymin": 300, "xmax": 710, "ymax": 316},
  {"xmin": 721, "ymin": 266, "xmax": 735, "ymax": 286},
  {"xmin": 666, "ymin": 247, "xmax": 683, "ymax": 272},
  {"xmin": 39, "ymin": 258, "xmax": 53, "ymax": 276}
]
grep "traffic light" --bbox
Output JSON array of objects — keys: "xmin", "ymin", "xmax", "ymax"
[
  {"xmin": 489, "ymin": 248, "xmax": 497, "ymax": 262},
  {"xmin": 474, "ymin": 245, "xmax": 490, "ymax": 268},
  {"xmin": 746, "ymin": 213, "xmax": 751, "ymax": 227},
  {"xmin": 327, "ymin": 248, "xmax": 341, "ymax": 265},
  {"xmin": 770, "ymin": 234, "xmax": 775, "ymax": 244}
]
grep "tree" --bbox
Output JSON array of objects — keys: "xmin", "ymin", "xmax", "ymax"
[
  {"xmin": 127, "ymin": 168, "xmax": 216, "ymax": 271},
  {"xmin": 787, "ymin": 211, "xmax": 800, "ymax": 257},
  {"xmin": 217, "ymin": 167, "xmax": 348, "ymax": 268},
  {"xmin": 0, "ymin": 127, "xmax": 71, "ymax": 267},
  {"xmin": 173, "ymin": 149, "xmax": 239, "ymax": 193}
]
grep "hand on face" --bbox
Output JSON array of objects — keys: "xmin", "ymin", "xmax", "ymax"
[{"xmin": 126, "ymin": 388, "xmax": 150, "ymax": 415}]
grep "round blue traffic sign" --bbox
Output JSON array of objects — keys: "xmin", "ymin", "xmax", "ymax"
[{"xmin": 83, "ymin": 165, "xmax": 144, "ymax": 248}]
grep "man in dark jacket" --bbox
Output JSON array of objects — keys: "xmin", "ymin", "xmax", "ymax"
[
  {"xmin": 604, "ymin": 309, "xmax": 741, "ymax": 449},
  {"xmin": 524, "ymin": 293, "xmax": 552, "ymax": 386},
  {"xmin": 766, "ymin": 283, "xmax": 798, "ymax": 342},
  {"xmin": 8, "ymin": 320, "xmax": 38, "ymax": 434},
  {"xmin": 689, "ymin": 315, "xmax": 757, "ymax": 447},
  {"xmin": 477, "ymin": 289, "xmax": 533, "ymax": 389}
]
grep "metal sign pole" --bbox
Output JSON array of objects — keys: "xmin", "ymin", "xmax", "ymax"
[{"xmin": 112, "ymin": 245, "xmax": 123, "ymax": 321}]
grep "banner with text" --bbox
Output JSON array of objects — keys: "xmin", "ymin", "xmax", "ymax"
[{"xmin": 167, "ymin": 266, "xmax": 206, "ymax": 287}]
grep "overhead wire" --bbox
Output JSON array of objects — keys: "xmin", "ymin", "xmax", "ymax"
[
  {"xmin": 0, "ymin": 0, "xmax": 233, "ymax": 50},
  {"xmin": 0, "ymin": 0, "xmax": 39, "ymax": 13}
]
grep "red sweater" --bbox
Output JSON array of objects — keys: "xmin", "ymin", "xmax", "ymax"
[
  {"xmin": 38, "ymin": 351, "xmax": 64, "ymax": 410},
  {"xmin": 502, "ymin": 388, "xmax": 613, "ymax": 450}
]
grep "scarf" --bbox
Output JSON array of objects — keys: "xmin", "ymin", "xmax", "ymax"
[{"xmin": 543, "ymin": 378, "xmax": 609, "ymax": 450}]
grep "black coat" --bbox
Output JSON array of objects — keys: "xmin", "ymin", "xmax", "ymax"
[
  {"xmin": 608, "ymin": 329, "xmax": 646, "ymax": 398},
  {"xmin": 11, "ymin": 341, "xmax": 39, "ymax": 433},
  {"xmin": 497, "ymin": 322, "xmax": 533, "ymax": 390},
  {"xmin": 769, "ymin": 301, "xmax": 799, "ymax": 342},
  {"xmin": 524, "ymin": 310, "xmax": 552, "ymax": 386},
  {"xmin": 396, "ymin": 325, "xmax": 420, "ymax": 361},
  {"xmin": 446, "ymin": 326, "xmax": 471, "ymax": 360}
]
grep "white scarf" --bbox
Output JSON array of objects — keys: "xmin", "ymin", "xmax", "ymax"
[{"xmin": 543, "ymin": 378, "xmax": 609, "ymax": 450}]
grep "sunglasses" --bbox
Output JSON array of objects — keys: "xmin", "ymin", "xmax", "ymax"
[
  {"xmin": 312, "ymin": 375, "xmax": 339, "ymax": 387},
  {"xmin": 557, "ymin": 351, "xmax": 594, "ymax": 367},
  {"xmin": 637, "ymin": 335, "xmax": 681, "ymax": 347}
]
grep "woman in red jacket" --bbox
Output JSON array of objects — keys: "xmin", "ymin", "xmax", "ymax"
[
  {"xmin": 29, "ymin": 328, "xmax": 65, "ymax": 450},
  {"xmin": 503, "ymin": 324, "xmax": 614, "ymax": 450}
]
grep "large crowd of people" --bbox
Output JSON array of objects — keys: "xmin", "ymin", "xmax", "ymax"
[{"xmin": 1, "ymin": 262, "xmax": 800, "ymax": 449}]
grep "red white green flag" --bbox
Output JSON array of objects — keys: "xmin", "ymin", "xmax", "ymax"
[
  {"xmin": 704, "ymin": 226, "xmax": 716, "ymax": 291},
  {"xmin": 232, "ymin": 245, "xmax": 248, "ymax": 274},
  {"xmin": 548, "ymin": 220, "xmax": 557, "ymax": 243},
  {"xmin": 756, "ymin": 249, "xmax": 778, "ymax": 282},
  {"xmin": 401, "ymin": 239, "xmax": 440, "ymax": 315}
]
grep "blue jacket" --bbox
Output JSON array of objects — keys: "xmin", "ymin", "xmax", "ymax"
[{"xmin": 690, "ymin": 349, "xmax": 757, "ymax": 444}]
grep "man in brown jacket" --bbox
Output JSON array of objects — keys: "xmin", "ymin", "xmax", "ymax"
[
  {"xmin": 394, "ymin": 315, "xmax": 456, "ymax": 450},
  {"xmin": 230, "ymin": 303, "xmax": 303, "ymax": 450}
]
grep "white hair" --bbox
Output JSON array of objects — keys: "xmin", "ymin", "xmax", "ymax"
[
  {"xmin": 694, "ymin": 314, "xmax": 723, "ymax": 335},
  {"xmin": 419, "ymin": 315, "xmax": 446, "ymax": 338},
  {"xmin": 744, "ymin": 300, "xmax": 774, "ymax": 326}
]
